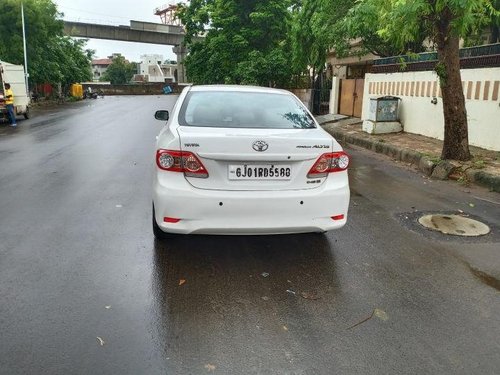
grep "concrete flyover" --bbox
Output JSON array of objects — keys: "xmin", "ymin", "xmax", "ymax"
[{"xmin": 63, "ymin": 20, "xmax": 190, "ymax": 82}]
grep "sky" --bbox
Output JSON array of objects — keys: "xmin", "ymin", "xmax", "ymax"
[{"xmin": 53, "ymin": 0, "xmax": 181, "ymax": 62}]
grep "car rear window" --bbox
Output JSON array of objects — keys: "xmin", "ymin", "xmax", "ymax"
[{"xmin": 178, "ymin": 91, "xmax": 316, "ymax": 129}]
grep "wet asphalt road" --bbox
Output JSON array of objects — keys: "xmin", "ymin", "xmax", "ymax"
[{"xmin": 0, "ymin": 96, "xmax": 499, "ymax": 375}]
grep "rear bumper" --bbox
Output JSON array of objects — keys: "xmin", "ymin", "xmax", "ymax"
[
  {"xmin": 153, "ymin": 173, "xmax": 350, "ymax": 235},
  {"xmin": 0, "ymin": 105, "xmax": 26, "ymax": 115}
]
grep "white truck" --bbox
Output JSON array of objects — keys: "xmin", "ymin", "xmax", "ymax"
[{"xmin": 0, "ymin": 60, "xmax": 31, "ymax": 121}]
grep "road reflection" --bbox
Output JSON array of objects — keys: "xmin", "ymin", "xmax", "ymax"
[{"xmin": 149, "ymin": 234, "xmax": 338, "ymax": 372}]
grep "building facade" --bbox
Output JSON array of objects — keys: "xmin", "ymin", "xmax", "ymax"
[
  {"xmin": 135, "ymin": 54, "xmax": 177, "ymax": 83},
  {"xmin": 91, "ymin": 53, "xmax": 128, "ymax": 82}
]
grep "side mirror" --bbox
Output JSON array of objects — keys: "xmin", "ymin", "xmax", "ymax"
[{"xmin": 154, "ymin": 110, "xmax": 169, "ymax": 121}]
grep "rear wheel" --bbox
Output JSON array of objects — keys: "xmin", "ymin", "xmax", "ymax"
[
  {"xmin": 23, "ymin": 107, "xmax": 30, "ymax": 119},
  {"xmin": 152, "ymin": 204, "xmax": 176, "ymax": 240}
]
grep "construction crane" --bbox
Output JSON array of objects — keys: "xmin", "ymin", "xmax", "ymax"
[{"xmin": 154, "ymin": 1, "xmax": 184, "ymax": 26}]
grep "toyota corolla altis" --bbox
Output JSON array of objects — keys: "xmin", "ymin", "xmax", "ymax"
[{"xmin": 153, "ymin": 85, "xmax": 350, "ymax": 237}]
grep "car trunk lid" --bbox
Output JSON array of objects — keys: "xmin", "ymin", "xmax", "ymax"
[{"xmin": 177, "ymin": 126, "xmax": 335, "ymax": 191}]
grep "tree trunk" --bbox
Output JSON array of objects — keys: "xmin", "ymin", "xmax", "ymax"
[
  {"xmin": 491, "ymin": 23, "xmax": 500, "ymax": 44},
  {"xmin": 435, "ymin": 14, "xmax": 471, "ymax": 161}
]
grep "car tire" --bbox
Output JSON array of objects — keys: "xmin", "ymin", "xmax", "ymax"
[
  {"xmin": 152, "ymin": 204, "xmax": 175, "ymax": 240},
  {"xmin": 23, "ymin": 107, "xmax": 30, "ymax": 119}
]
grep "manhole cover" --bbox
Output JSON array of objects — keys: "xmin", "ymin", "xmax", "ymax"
[{"xmin": 418, "ymin": 214, "xmax": 490, "ymax": 237}]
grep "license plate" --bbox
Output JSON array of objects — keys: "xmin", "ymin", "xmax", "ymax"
[{"xmin": 228, "ymin": 164, "xmax": 292, "ymax": 180}]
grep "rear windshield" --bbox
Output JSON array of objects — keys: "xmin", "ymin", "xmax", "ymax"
[{"xmin": 178, "ymin": 91, "xmax": 316, "ymax": 129}]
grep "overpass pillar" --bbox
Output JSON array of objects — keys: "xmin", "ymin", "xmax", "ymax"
[{"xmin": 172, "ymin": 45, "xmax": 188, "ymax": 83}]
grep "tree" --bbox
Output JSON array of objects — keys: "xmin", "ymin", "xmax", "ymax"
[
  {"xmin": 290, "ymin": 0, "xmax": 327, "ymax": 82},
  {"xmin": 177, "ymin": 0, "xmax": 293, "ymax": 86},
  {"xmin": 101, "ymin": 55, "xmax": 136, "ymax": 84},
  {"xmin": 0, "ymin": 0, "xmax": 92, "ymax": 87},
  {"xmin": 330, "ymin": 1, "xmax": 428, "ymax": 58},
  {"xmin": 489, "ymin": 0, "xmax": 500, "ymax": 43},
  {"xmin": 33, "ymin": 37, "xmax": 93, "ymax": 86},
  {"xmin": 289, "ymin": 0, "xmax": 426, "ymax": 90},
  {"xmin": 463, "ymin": 0, "xmax": 500, "ymax": 45},
  {"xmin": 337, "ymin": 0, "xmax": 497, "ymax": 161},
  {"xmin": 289, "ymin": 0, "xmax": 352, "ymax": 85}
]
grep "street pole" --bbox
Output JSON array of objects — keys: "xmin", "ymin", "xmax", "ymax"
[{"xmin": 21, "ymin": 2, "xmax": 29, "ymax": 95}]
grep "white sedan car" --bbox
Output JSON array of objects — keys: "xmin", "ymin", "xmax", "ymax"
[{"xmin": 153, "ymin": 85, "xmax": 350, "ymax": 237}]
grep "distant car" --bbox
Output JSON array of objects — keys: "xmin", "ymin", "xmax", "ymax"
[{"xmin": 152, "ymin": 85, "xmax": 350, "ymax": 237}]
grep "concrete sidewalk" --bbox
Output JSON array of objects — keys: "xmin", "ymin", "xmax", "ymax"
[{"xmin": 316, "ymin": 114, "xmax": 500, "ymax": 193}]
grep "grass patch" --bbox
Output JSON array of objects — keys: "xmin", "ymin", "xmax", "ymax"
[
  {"xmin": 472, "ymin": 160, "xmax": 486, "ymax": 169},
  {"xmin": 420, "ymin": 152, "xmax": 441, "ymax": 164}
]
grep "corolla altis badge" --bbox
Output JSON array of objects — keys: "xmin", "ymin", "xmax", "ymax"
[{"xmin": 252, "ymin": 140, "xmax": 269, "ymax": 152}]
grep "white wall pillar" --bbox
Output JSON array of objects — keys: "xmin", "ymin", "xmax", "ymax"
[{"xmin": 329, "ymin": 76, "xmax": 340, "ymax": 114}]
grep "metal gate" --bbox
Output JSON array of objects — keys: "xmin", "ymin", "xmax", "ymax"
[
  {"xmin": 339, "ymin": 79, "xmax": 364, "ymax": 117},
  {"xmin": 312, "ymin": 74, "xmax": 332, "ymax": 115}
]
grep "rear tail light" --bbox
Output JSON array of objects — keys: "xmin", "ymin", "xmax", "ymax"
[
  {"xmin": 308, "ymin": 152, "xmax": 349, "ymax": 178},
  {"xmin": 156, "ymin": 149, "xmax": 208, "ymax": 178}
]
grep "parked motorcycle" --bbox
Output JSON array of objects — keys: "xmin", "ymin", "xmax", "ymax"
[
  {"xmin": 83, "ymin": 89, "xmax": 97, "ymax": 99},
  {"xmin": 83, "ymin": 88, "xmax": 104, "ymax": 99}
]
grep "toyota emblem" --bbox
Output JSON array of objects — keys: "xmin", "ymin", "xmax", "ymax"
[{"xmin": 252, "ymin": 140, "xmax": 269, "ymax": 152}]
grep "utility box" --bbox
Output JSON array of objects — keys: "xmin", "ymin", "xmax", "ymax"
[
  {"xmin": 368, "ymin": 96, "xmax": 401, "ymax": 122},
  {"xmin": 363, "ymin": 96, "xmax": 402, "ymax": 134}
]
